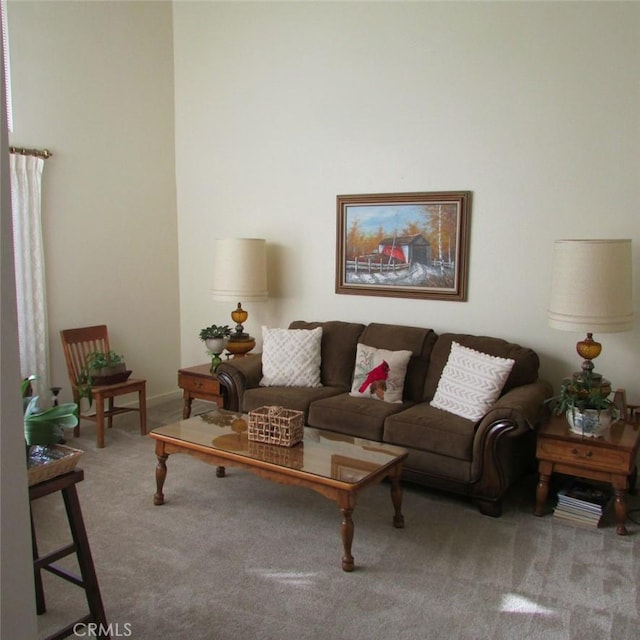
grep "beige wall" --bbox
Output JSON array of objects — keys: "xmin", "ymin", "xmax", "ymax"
[
  {"xmin": 6, "ymin": 1, "xmax": 640, "ymax": 402},
  {"xmin": 8, "ymin": 0, "xmax": 180, "ymax": 404},
  {"xmin": 174, "ymin": 1, "xmax": 640, "ymax": 400}
]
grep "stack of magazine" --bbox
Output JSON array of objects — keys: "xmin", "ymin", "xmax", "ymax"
[{"xmin": 553, "ymin": 479, "xmax": 613, "ymax": 528}]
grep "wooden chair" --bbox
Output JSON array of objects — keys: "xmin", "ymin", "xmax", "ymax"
[{"xmin": 60, "ymin": 325, "xmax": 147, "ymax": 448}]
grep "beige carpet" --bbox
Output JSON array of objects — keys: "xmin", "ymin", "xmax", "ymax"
[{"xmin": 30, "ymin": 400, "xmax": 640, "ymax": 640}]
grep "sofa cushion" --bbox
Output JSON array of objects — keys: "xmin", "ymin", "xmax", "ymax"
[
  {"xmin": 242, "ymin": 385, "xmax": 344, "ymax": 420},
  {"xmin": 289, "ymin": 320, "xmax": 365, "ymax": 388},
  {"xmin": 349, "ymin": 343, "xmax": 412, "ymax": 403},
  {"xmin": 383, "ymin": 403, "xmax": 476, "ymax": 461},
  {"xmin": 308, "ymin": 392, "xmax": 412, "ymax": 441},
  {"xmin": 260, "ymin": 326, "xmax": 322, "ymax": 387},
  {"xmin": 430, "ymin": 342, "xmax": 515, "ymax": 421},
  {"xmin": 424, "ymin": 333, "xmax": 540, "ymax": 401},
  {"xmin": 358, "ymin": 322, "xmax": 438, "ymax": 402}
]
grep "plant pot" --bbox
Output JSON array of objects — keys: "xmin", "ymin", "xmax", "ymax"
[
  {"xmin": 205, "ymin": 338, "xmax": 227, "ymax": 353},
  {"xmin": 90, "ymin": 363, "xmax": 131, "ymax": 385},
  {"xmin": 565, "ymin": 408, "xmax": 612, "ymax": 437},
  {"xmin": 205, "ymin": 338, "xmax": 228, "ymax": 373}
]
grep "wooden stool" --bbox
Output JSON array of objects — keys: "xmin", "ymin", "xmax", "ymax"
[{"xmin": 30, "ymin": 469, "xmax": 109, "ymax": 639}]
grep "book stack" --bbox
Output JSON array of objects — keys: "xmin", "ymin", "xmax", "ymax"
[{"xmin": 553, "ymin": 479, "xmax": 613, "ymax": 528}]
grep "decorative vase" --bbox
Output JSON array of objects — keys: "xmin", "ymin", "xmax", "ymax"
[
  {"xmin": 205, "ymin": 338, "xmax": 228, "ymax": 373},
  {"xmin": 565, "ymin": 408, "xmax": 612, "ymax": 437}
]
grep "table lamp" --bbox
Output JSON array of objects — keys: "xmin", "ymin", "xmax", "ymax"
[
  {"xmin": 547, "ymin": 238, "xmax": 633, "ymax": 386},
  {"xmin": 211, "ymin": 238, "xmax": 268, "ymax": 356}
]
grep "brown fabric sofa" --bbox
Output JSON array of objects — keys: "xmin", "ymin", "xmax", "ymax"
[{"xmin": 216, "ymin": 320, "xmax": 552, "ymax": 516}]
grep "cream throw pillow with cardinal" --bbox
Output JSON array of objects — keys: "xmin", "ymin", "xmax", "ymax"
[{"xmin": 350, "ymin": 343, "xmax": 412, "ymax": 403}]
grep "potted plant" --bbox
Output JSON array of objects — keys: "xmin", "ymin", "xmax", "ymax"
[
  {"xmin": 22, "ymin": 375, "xmax": 79, "ymax": 446},
  {"xmin": 84, "ymin": 350, "xmax": 131, "ymax": 385},
  {"xmin": 547, "ymin": 373, "xmax": 618, "ymax": 437},
  {"xmin": 199, "ymin": 324, "xmax": 232, "ymax": 372},
  {"xmin": 22, "ymin": 374, "xmax": 82, "ymax": 484}
]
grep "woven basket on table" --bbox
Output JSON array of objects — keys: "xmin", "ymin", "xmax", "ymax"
[
  {"xmin": 27, "ymin": 444, "xmax": 83, "ymax": 486},
  {"xmin": 248, "ymin": 406, "xmax": 304, "ymax": 447}
]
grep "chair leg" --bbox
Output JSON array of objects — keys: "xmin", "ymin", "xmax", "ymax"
[
  {"xmin": 94, "ymin": 395, "xmax": 105, "ymax": 449},
  {"xmin": 139, "ymin": 387, "xmax": 147, "ymax": 435},
  {"xmin": 107, "ymin": 397, "xmax": 114, "ymax": 429}
]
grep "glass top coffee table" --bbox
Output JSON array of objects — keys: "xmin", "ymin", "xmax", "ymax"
[{"xmin": 150, "ymin": 408, "xmax": 408, "ymax": 571}]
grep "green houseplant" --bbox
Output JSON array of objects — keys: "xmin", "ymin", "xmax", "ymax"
[
  {"xmin": 199, "ymin": 324, "xmax": 232, "ymax": 372},
  {"xmin": 74, "ymin": 350, "xmax": 130, "ymax": 407},
  {"xmin": 547, "ymin": 373, "xmax": 618, "ymax": 437},
  {"xmin": 22, "ymin": 375, "xmax": 79, "ymax": 446},
  {"xmin": 199, "ymin": 324, "xmax": 232, "ymax": 341},
  {"xmin": 86, "ymin": 349, "xmax": 126, "ymax": 377}
]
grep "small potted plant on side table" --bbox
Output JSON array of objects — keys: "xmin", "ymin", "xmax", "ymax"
[
  {"xmin": 199, "ymin": 324, "xmax": 232, "ymax": 372},
  {"xmin": 547, "ymin": 373, "xmax": 618, "ymax": 437}
]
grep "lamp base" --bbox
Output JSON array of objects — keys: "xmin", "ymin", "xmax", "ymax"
[
  {"xmin": 226, "ymin": 337, "xmax": 256, "ymax": 357},
  {"xmin": 570, "ymin": 370, "xmax": 612, "ymax": 396}
]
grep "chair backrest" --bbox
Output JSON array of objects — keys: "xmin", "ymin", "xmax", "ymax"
[{"xmin": 60, "ymin": 325, "xmax": 111, "ymax": 386}]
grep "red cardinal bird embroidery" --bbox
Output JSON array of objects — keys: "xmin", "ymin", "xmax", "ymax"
[{"xmin": 359, "ymin": 360, "xmax": 390, "ymax": 393}]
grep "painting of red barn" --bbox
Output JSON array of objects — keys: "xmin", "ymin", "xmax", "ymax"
[{"xmin": 335, "ymin": 191, "xmax": 471, "ymax": 301}]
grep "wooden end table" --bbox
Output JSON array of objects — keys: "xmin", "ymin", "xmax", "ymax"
[
  {"xmin": 178, "ymin": 364, "xmax": 224, "ymax": 419},
  {"xmin": 534, "ymin": 414, "xmax": 640, "ymax": 535}
]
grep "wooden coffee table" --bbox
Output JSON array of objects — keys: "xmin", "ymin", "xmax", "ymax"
[{"xmin": 150, "ymin": 408, "xmax": 408, "ymax": 571}]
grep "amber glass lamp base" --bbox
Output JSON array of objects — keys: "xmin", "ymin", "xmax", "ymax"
[
  {"xmin": 576, "ymin": 332, "xmax": 601, "ymax": 374},
  {"xmin": 226, "ymin": 302, "xmax": 255, "ymax": 356},
  {"xmin": 225, "ymin": 337, "xmax": 256, "ymax": 357},
  {"xmin": 572, "ymin": 332, "xmax": 611, "ymax": 393}
]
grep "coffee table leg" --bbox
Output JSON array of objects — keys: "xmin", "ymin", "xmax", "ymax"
[
  {"xmin": 154, "ymin": 453, "xmax": 168, "ymax": 505},
  {"xmin": 389, "ymin": 465, "xmax": 405, "ymax": 528},
  {"xmin": 340, "ymin": 506, "xmax": 355, "ymax": 572}
]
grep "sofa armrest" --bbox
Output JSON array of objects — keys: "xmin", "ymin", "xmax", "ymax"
[
  {"xmin": 481, "ymin": 379, "xmax": 554, "ymax": 431},
  {"xmin": 216, "ymin": 355, "xmax": 263, "ymax": 411},
  {"xmin": 469, "ymin": 379, "xmax": 553, "ymax": 514}
]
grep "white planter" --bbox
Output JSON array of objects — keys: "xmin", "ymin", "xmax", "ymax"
[
  {"xmin": 565, "ymin": 408, "xmax": 612, "ymax": 437},
  {"xmin": 205, "ymin": 338, "xmax": 227, "ymax": 354}
]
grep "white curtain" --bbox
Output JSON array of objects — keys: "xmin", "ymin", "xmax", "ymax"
[{"xmin": 9, "ymin": 153, "xmax": 49, "ymax": 393}]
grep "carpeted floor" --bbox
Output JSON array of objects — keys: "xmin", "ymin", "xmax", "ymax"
[{"xmin": 31, "ymin": 400, "xmax": 640, "ymax": 640}]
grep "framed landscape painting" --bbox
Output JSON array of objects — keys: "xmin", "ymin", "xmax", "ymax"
[{"xmin": 335, "ymin": 191, "xmax": 471, "ymax": 301}]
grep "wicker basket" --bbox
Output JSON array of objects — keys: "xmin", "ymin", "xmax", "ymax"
[
  {"xmin": 248, "ymin": 406, "xmax": 304, "ymax": 447},
  {"xmin": 27, "ymin": 444, "xmax": 83, "ymax": 486}
]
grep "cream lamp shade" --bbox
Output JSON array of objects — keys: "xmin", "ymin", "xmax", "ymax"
[
  {"xmin": 211, "ymin": 238, "xmax": 268, "ymax": 303},
  {"xmin": 211, "ymin": 238, "xmax": 268, "ymax": 356},
  {"xmin": 548, "ymin": 238, "xmax": 633, "ymax": 378}
]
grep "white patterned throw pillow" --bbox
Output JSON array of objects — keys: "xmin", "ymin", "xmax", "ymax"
[
  {"xmin": 260, "ymin": 326, "xmax": 322, "ymax": 387},
  {"xmin": 350, "ymin": 343, "xmax": 412, "ymax": 403},
  {"xmin": 430, "ymin": 342, "xmax": 515, "ymax": 421}
]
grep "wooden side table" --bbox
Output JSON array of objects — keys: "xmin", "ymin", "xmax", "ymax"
[
  {"xmin": 178, "ymin": 364, "xmax": 224, "ymax": 419},
  {"xmin": 534, "ymin": 414, "xmax": 640, "ymax": 535},
  {"xmin": 30, "ymin": 469, "xmax": 109, "ymax": 639}
]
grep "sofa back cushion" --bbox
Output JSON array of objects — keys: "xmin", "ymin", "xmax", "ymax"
[
  {"xmin": 358, "ymin": 323, "xmax": 438, "ymax": 403},
  {"xmin": 288, "ymin": 320, "xmax": 365, "ymax": 389},
  {"xmin": 424, "ymin": 333, "xmax": 540, "ymax": 401}
]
